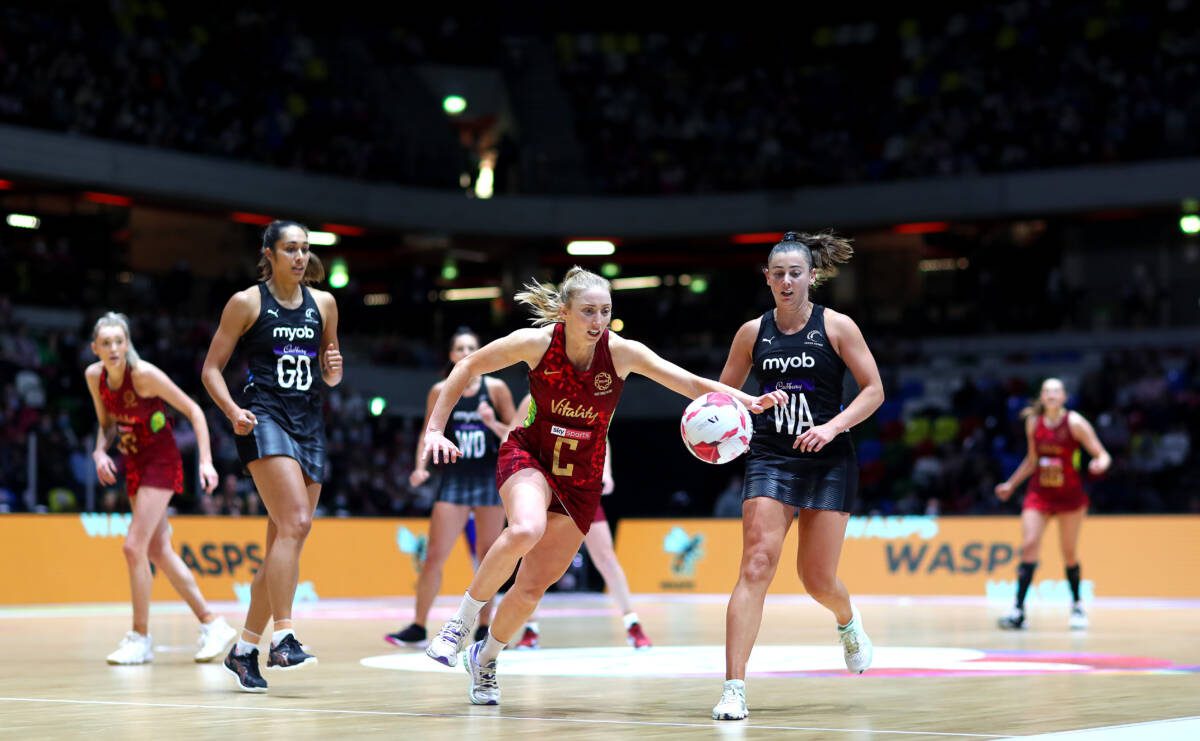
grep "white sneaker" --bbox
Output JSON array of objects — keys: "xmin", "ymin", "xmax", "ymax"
[
  {"xmin": 712, "ymin": 679, "xmax": 748, "ymax": 720},
  {"xmin": 195, "ymin": 616, "xmax": 238, "ymax": 663},
  {"xmin": 464, "ymin": 640, "xmax": 500, "ymax": 705},
  {"xmin": 107, "ymin": 631, "xmax": 153, "ymax": 665},
  {"xmin": 426, "ymin": 616, "xmax": 475, "ymax": 668},
  {"xmin": 839, "ymin": 606, "xmax": 873, "ymax": 674},
  {"xmin": 1069, "ymin": 604, "xmax": 1089, "ymax": 630}
]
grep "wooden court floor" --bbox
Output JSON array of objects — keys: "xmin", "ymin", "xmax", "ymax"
[{"xmin": 1, "ymin": 595, "xmax": 1197, "ymax": 740}]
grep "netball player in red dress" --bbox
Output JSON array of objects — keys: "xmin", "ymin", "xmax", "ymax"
[
  {"xmin": 995, "ymin": 378, "xmax": 1111, "ymax": 630},
  {"xmin": 85, "ymin": 312, "xmax": 236, "ymax": 665},
  {"xmin": 507, "ymin": 394, "xmax": 652, "ymax": 651},
  {"xmin": 421, "ymin": 267, "xmax": 786, "ymax": 705}
]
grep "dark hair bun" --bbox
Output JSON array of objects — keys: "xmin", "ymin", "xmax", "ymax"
[{"xmin": 781, "ymin": 231, "xmax": 801, "ymax": 242}]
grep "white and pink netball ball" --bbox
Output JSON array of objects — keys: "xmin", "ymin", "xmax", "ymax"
[{"xmin": 680, "ymin": 392, "xmax": 753, "ymax": 464}]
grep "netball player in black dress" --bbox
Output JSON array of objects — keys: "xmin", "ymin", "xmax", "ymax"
[
  {"xmin": 202, "ymin": 220, "xmax": 342, "ymax": 692},
  {"xmin": 712, "ymin": 232, "xmax": 884, "ymax": 721},
  {"xmin": 386, "ymin": 328, "xmax": 515, "ymax": 648}
]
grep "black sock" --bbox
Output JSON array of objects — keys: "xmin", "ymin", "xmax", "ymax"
[
  {"xmin": 1015, "ymin": 561, "xmax": 1038, "ymax": 610},
  {"xmin": 1065, "ymin": 564, "xmax": 1081, "ymax": 603}
]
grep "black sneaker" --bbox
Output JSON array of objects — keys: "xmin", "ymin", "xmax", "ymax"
[
  {"xmin": 385, "ymin": 623, "xmax": 428, "ymax": 647},
  {"xmin": 474, "ymin": 625, "xmax": 490, "ymax": 643},
  {"xmin": 222, "ymin": 647, "xmax": 268, "ymax": 693},
  {"xmin": 267, "ymin": 634, "xmax": 317, "ymax": 671},
  {"xmin": 997, "ymin": 608, "xmax": 1026, "ymax": 630}
]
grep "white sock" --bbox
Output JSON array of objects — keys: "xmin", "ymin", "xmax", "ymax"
[
  {"xmin": 478, "ymin": 630, "xmax": 507, "ymax": 663},
  {"xmin": 623, "ymin": 612, "xmax": 640, "ymax": 629},
  {"xmin": 724, "ymin": 679, "xmax": 745, "ymax": 690},
  {"xmin": 234, "ymin": 639, "xmax": 257, "ymax": 656},
  {"xmin": 272, "ymin": 628, "xmax": 295, "ymax": 647},
  {"xmin": 525, "ymin": 621, "xmax": 539, "ymax": 633},
  {"xmin": 453, "ymin": 591, "xmax": 486, "ymax": 625}
]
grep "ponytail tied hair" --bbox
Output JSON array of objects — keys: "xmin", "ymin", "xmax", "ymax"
[
  {"xmin": 514, "ymin": 266, "xmax": 610, "ymax": 326},
  {"xmin": 257, "ymin": 219, "xmax": 325, "ymax": 285},
  {"xmin": 769, "ymin": 230, "xmax": 854, "ymax": 287}
]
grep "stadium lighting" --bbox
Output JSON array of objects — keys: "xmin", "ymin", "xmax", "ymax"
[
  {"xmin": 1180, "ymin": 215, "xmax": 1200, "ymax": 235},
  {"xmin": 611, "ymin": 318, "xmax": 625, "ymax": 332},
  {"xmin": 308, "ymin": 231, "xmax": 339, "ymax": 246},
  {"xmin": 443, "ymin": 95, "xmax": 467, "ymax": 115},
  {"xmin": 440, "ymin": 286, "xmax": 502, "ymax": 301},
  {"xmin": 474, "ymin": 159, "xmax": 494, "ymax": 199},
  {"xmin": 566, "ymin": 240, "xmax": 616, "ymax": 256},
  {"xmin": 328, "ymin": 258, "xmax": 349, "ymax": 289},
  {"xmin": 441, "ymin": 258, "xmax": 459, "ymax": 281},
  {"xmin": 689, "ymin": 276, "xmax": 709, "ymax": 294},
  {"xmin": 600, "ymin": 262, "xmax": 620, "ymax": 278},
  {"xmin": 6, "ymin": 213, "xmax": 39, "ymax": 229},
  {"xmin": 611, "ymin": 276, "xmax": 662, "ymax": 290},
  {"xmin": 369, "ymin": 397, "xmax": 387, "ymax": 416}
]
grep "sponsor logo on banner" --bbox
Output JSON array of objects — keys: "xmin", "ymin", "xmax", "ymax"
[
  {"xmin": 662, "ymin": 527, "xmax": 705, "ymax": 589},
  {"xmin": 844, "ymin": 515, "xmax": 939, "ymax": 540},
  {"xmin": 80, "ymin": 512, "xmax": 133, "ymax": 538},
  {"xmin": 178, "ymin": 541, "xmax": 265, "ymax": 577},
  {"xmin": 986, "ymin": 578, "xmax": 1095, "ymax": 604},
  {"xmin": 235, "ymin": 580, "xmax": 318, "ymax": 605},
  {"xmin": 397, "ymin": 526, "xmax": 428, "ymax": 573}
]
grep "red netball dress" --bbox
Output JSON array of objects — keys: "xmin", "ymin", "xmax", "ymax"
[
  {"xmin": 496, "ymin": 323, "xmax": 624, "ymax": 534},
  {"xmin": 1024, "ymin": 413, "xmax": 1087, "ymax": 514},
  {"xmin": 99, "ymin": 367, "xmax": 183, "ymax": 498}
]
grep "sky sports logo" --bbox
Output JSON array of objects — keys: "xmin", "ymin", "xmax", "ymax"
[
  {"xmin": 550, "ymin": 425, "xmax": 592, "ymax": 440},
  {"xmin": 762, "ymin": 353, "xmax": 816, "ymax": 372}
]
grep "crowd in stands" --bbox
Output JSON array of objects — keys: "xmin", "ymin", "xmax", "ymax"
[
  {"xmin": 3, "ymin": 3, "xmax": 1200, "ymax": 194},
  {"xmin": 3, "ymin": 286, "xmax": 1197, "ymax": 519},
  {"xmin": 2, "ymin": 3, "xmax": 1199, "ymax": 516},
  {"xmin": 854, "ymin": 348, "xmax": 1200, "ymax": 517},
  {"xmin": 554, "ymin": 2, "xmax": 1200, "ymax": 192}
]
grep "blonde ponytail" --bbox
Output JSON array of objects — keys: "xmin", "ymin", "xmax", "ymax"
[
  {"xmin": 514, "ymin": 266, "xmax": 611, "ymax": 326},
  {"xmin": 91, "ymin": 311, "xmax": 140, "ymax": 367}
]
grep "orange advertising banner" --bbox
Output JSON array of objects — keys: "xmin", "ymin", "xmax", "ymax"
[
  {"xmin": 614, "ymin": 515, "xmax": 1200, "ymax": 599},
  {"xmin": 0, "ymin": 514, "xmax": 478, "ymax": 605},
  {"xmin": 2, "ymin": 514, "xmax": 1197, "ymax": 604}
]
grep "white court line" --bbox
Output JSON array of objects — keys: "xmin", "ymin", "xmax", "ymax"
[
  {"xmin": 1005, "ymin": 716, "xmax": 1200, "ymax": 740},
  {"xmin": 0, "ymin": 697, "xmax": 1017, "ymax": 737}
]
